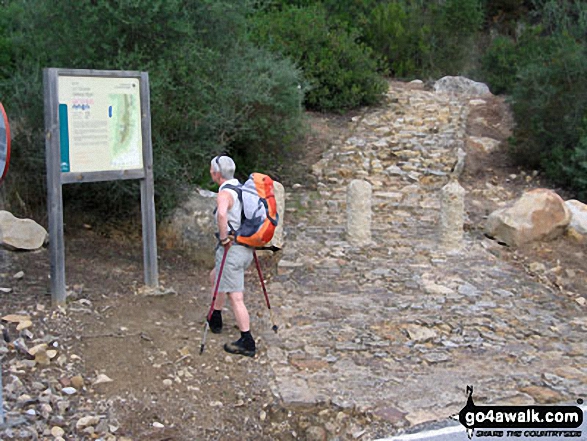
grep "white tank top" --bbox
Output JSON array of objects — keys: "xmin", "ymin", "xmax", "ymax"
[{"xmin": 218, "ymin": 179, "xmax": 242, "ymax": 232}]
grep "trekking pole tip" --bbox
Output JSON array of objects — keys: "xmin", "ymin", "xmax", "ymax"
[
  {"xmin": 272, "ymin": 324, "xmax": 278, "ymax": 333},
  {"xmin": 199, "ymin": 344, "xmax": 205, "ymax": 355}
]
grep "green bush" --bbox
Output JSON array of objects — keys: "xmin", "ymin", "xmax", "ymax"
[
  {"xmin": 562, "ymin": 131, "xmax": 587, "ymax": 200},
  {"xmin": 0, "ymin": 0, "xmax": 305, "ymax": 219},
  {"xmin": 510, "ymin": 26, "xmax": 587, "ymax": 195},
  {"xmin": 363, "ymin": 2, "xmax": 418, "ymax": 77},
  {"xmin": 249, "ymin": 3, "xmax": 387, "ymax": 112},
  {"xmin": 480, "ymin": 35, "xmax": 519, "ymax": 94},
  {"xmin": 360, "ymin": 0, "xmax": 483, "ymax": 79},
  {"xmin": 432, "ymin": 0, "xmax": 484, "ymax": 75}
]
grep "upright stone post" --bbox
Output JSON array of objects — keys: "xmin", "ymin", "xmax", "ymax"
[
  {"xmin": 269, "ymin": 181, "xmax": 285, "ymax": 250},
  {"xmin": 439, "ymin": 180, "xmax": 465, "ymax": 249},
  {"xmin": 347, "ymin": 179, "xmax": 372, "ymax": 246}
]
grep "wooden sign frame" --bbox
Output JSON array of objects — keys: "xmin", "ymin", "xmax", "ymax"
[{"xmin": 44, "ymin": 68, "xmax": 158, "ymax": 306}]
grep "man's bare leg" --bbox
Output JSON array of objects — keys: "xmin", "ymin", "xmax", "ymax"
[
  {"xmin": 209, "ymin": 269, "xmax": 226, "ymax": 310},
  {"xmin": 224, "ymin": 291, "xmax": 256, "ymax": 357},
  {"xmin": 227, "ymin": 291, "xmax": 249, "ymax": 331}
]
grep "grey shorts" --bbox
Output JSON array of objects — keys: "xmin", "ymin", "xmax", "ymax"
[{"xmin": 214, "ymin": 244, "xmax": 254, "ymax": 293}]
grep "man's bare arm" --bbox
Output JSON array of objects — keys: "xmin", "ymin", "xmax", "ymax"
[{"xmin": 216, "ymin": 190, "xmax": 233, "ymax": 240}]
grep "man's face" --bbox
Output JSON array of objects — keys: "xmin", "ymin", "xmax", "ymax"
[{"xmin": 210, "ymin": 166, "xmax": 219, "ymax": 184}]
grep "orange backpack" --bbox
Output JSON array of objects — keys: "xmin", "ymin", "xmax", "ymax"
[{"xmin": 224, "ymin": 173, "xmax": 279, "ymax": 248}]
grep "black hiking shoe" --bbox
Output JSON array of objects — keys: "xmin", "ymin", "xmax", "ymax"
[
  {"xmin": 207, "ymin": 310, "xmax": 222, "ymax": 334},
  {"xmin": 224, "ymin": 336, "xmax": 256, "ymax": 357}
]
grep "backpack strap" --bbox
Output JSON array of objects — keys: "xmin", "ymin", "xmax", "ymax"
[
  {"xmin": 220, "ymin": 183, "xmax": 245, "ymax": 233},
  {"xmin": 221, "ymin": 183, "xmax": 243, "ymax": 202}
]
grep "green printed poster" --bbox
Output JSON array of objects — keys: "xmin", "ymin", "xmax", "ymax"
[{"xmin": 58, "ymin": 76, "xmax": 143, "ymax": 173}]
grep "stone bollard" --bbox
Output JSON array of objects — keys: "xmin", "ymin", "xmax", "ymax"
[
  {"xmin": 347, "ymin": 179, "xmax": 372, "ymax": 246},
  {"xmin": 439, "ymin": 179, "xmax": 465, "ymax": 250},
  {"xmin": 269, "ymin": 181, "xmax": 285, "ymax": 250}
]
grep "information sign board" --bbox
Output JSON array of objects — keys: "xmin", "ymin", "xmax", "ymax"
[{"xmin": 57, "ymin": 76, "xmax": 143, "ymax": 173}]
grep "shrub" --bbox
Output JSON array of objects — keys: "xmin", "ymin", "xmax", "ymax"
[
  {"xmin": 510, "ymin": 27, "xmax": 587, "ymax": 195},
  {"xmin": 363, "ymin": 2, "xmax": 424, "ymax": 78},
  {"xmin": 562, "ymin": 131, "xmax": 587, "ymax": 200},
  {"xmin": 480, "ymin": 35, "xmax": 519, "ymax": 94},
  {"xmin": 359, "ymin": 0, "xmax": 484, "ymax": 79},
  {"xmin": 432, "ymin": 0, "xmax": 485, "ymax": 75},
  {"xmin": 249, "ymin": 3, "xmax": 387, "ymax": 112}
]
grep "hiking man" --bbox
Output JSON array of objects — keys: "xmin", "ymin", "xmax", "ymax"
[{"xmin": 207, "ymin": 155, "xmax": 256, "ymax": 357}]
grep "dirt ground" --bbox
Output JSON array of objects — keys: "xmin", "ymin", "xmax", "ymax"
[
  {"xmin": 0, "ymin": 110, "xmax": 368, "ymax": 441},
  {"xmin": 2, "ymin": 102, "xmax": 587, "ymax": 440}
]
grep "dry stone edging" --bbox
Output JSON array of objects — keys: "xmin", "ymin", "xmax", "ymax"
[{"xmin": 264, "ymin": 81, "xmax": 587, "ymax": 439}]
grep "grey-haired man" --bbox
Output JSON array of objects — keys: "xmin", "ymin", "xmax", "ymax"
[{"xmin": 208, "ymin": 155, "xmax": 256, "ymax": 357}]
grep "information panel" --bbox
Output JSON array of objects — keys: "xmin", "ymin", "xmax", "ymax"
[{"xmin": 58, "ymin": 76, "xmax": 143, "ymax": 173}]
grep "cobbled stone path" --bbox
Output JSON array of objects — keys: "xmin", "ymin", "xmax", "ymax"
[{"xmin": 260, "ymin": 82, "xmax": 587, "ymax": 430}]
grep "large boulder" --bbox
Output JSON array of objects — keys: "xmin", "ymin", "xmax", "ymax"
[
  {"xmin": 0, "ymin": 211, "xmax": 48, "ymax": 250},
  {"xmin": 484, "ymin": 189, "xmax": 571, "ymax": 246},
  {"xmin": 159, "ymin": 188, "xmax": 217, "ymax": 267},
  {"xmin": 268, "ymin": 181, "xmax": 285, "ymax": 250},
  {"xmin": 565, "ymin": 199, "xmax": 587, "ymax": 235},
  {"xmin": 160, "ymin": 182, "xmax": 287, "ymax": 267},
  {"xmin": 434, "ymin": 76, "xmax": 491, "ymax": 97}
]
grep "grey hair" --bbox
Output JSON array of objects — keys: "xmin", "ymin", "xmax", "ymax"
[{"xmin": 211, "ymin": 155, "xmax": 236, "ymax": 180}]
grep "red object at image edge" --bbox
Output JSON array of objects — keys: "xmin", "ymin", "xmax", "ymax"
[{"xmin": 0, "ymin": 102, "xmax": 11, "ymax": 183}]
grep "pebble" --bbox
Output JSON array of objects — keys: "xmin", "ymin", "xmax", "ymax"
[
  {"xmin": 76, "ymin": 415, "xmax": 101, "ymax": 429},
  {"xmin": 51, "ymin": 426, "xmax": 65, "ymax": 437},
  {"xmin": 93, "ymin": 374, "xmax": 113, "ymax": 385},
  {"xmin": 70, "ymin": 375, "xmax": 85, "ymax": 389}
]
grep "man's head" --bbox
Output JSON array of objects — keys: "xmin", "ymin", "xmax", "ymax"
[{"xmin": 210, "ymin": 155, "xmax": 236, "ymax": 183}]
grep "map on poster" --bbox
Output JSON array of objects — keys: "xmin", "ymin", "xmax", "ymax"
[{"xmin": 58, "ymin": 76, "xmax": 143, "ymax": 173}]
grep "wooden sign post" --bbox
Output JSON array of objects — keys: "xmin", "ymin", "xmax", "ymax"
[{"xmin": 43, "ymin": 68, "xmax": 158, "ymax": 306}]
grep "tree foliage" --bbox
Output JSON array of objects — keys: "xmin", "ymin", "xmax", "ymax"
[
  {"xmin": 0, "ymin": 0, "xmax": 305, "ymax": 218},
  {"xmin": 479, "ymin": 0, "xmax": 587, "ymax": 198},
  {"xmin": 249, "ymin": 3, "xmax": 387, "ymax": 112}
]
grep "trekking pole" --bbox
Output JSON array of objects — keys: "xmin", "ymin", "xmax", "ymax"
[
  {"xmin": 200, "ymin": 245, "xmax": 230, "ymax": 355},
  {"xmin": 253, "ymin": 250, "xmax": 278, "ymax": 333}
]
